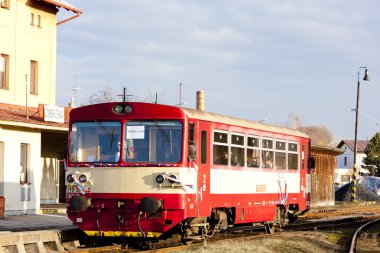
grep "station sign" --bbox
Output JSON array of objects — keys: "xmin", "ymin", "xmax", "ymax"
[{"xmin": 44, "ymin": 104, "xmax": 64, "ymax": 123}]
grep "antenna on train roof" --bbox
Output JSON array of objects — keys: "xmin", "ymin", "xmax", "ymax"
[{"xmin": 118, "ymin": 87, "xmax": 133, "ymax": 102}]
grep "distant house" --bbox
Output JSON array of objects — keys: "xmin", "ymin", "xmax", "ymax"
[{"xmin": 336, "ymin": 140, "xmax": 370, "ymax": 185}]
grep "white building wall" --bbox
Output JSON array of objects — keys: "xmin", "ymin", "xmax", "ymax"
[{"xmin": 0, "ymin": 126, "xmax": 41, "ymax": 215}]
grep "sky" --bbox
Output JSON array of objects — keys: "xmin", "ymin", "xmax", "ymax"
[{"xmin": 56, "ymin": 0, "xmax": 380, "ymax": 142}]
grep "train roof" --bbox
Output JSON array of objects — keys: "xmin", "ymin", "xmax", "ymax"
[
  {"xmin": 181, "ymin": 107, "xmax": 309, "ymax": 139},
  {"xmin": 70, "ymin": 102, "xmax": 309, "ymax": 139}
]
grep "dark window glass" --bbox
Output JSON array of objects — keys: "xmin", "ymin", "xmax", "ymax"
[
  {"xmin": 231, "ymin": 134, "xmax": 244, "ymax": 145},
  {"xmin": 276, "ymin": 141, "xmax": 286, "ymax": 150},
  {"xmin": 214, "ymin": 132, "xmax": 228, "ymax": 144},
  {"xmin": 262, "ymin": 139, "xmax": 273, "ymax": 149},
  {"xmin": 201, "ymin": 131, "xmax": 207, "ymax": 164},
  {"xmin": 288, "ymin": 143, "xmax": 298, "ymax": 152},
  {"xmin": 247, "ymin": 136, "xmax": 259, "ymax": 148}
]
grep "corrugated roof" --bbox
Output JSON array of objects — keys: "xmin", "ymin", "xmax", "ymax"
[
  {"xmin": 0, "ymin": 103, "xmax": 68, "ymax": 131},
  {"xmin": 337, "ymin": 140, "xmax": 369, "ymax": 152}
]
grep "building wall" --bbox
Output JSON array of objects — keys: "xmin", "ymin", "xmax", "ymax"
[
  {"xmin": 311, "ymin": 150, "xmax": 338, "ymax": 207},
  {"xmin": 0, "ymin": 125, "xmax": 41, "ymax": 215},
  {"xmin": 40, "ymin": 131, "xmax": 67, "ymax": 204},
  {"xmin": 0, "ymin": 0, "xmax": 57, "ymax": 107},
  {"xmin": 337, "ymin": 143, "xmax": 367, "ymax": 174}
]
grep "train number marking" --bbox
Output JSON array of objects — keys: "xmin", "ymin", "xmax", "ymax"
[{"xmin": 202, "ymin": 174, "xmax": 207, "ymax": 192}]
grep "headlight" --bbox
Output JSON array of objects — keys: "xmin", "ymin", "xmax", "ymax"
[
  {"xmin": 125, "ymin": 105, "xmax": 132, "ymax": 113},
  {"xmin": 167, "ymin": 174, "xmax": 177, "ymax": 184},
  {"xmin": 113, "ymin": 105, "xmax": 123, "ymax": 113},
  {"xmin": 156, "ymin": 174, "xmax": 165, "ymax": 184},
  {"xmin": 79, "ymin": 174, "xmax": 87, "ymax": 183},
  {"xmin": 67, "ymin": 174, "xmax": 75, "ymax": 183}
]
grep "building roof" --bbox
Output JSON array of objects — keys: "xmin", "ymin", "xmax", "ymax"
[
  {"xmin": 40, "ymin": 0, "xmax": 82, "ymax": 14},
  {"xmin": 311, "ymin": 144, "xmax": 344, "ymax": 156},
  {"xmin": 337, "ymin": 140, "xmax": 369, "ymax": 153},
  {"xmin": 0, "ymin": 103, "xmax": 68, "ymax": 132}
]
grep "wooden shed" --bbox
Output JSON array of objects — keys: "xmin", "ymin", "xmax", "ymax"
[{"xmin": 310, "ymin": 145, "xmax": 344, "ymax": 207}]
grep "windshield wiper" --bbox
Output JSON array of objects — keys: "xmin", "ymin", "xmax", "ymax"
[
  {"xmin": 153, "ymin": 119, "xmax": 171, "ymax": 143},
  {"xmin": 95, "ymin": 120, "xmax": 117, "ymax": 151}
]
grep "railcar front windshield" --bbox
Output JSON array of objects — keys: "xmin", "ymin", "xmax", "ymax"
[
  {"xmin": 124, "ymin": 120, "xmax": 182, "ymax": 163},
  {"xmin": 69, "ymin": 121, "xmax": 122, "ymax": 163}
]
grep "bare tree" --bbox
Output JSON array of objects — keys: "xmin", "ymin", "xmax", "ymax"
[
  {"xmin": 85, "ymin": 84, "xmax": 115, "ymax": 105},
  {"xmin": 286, "ymin": 113, "xmax": 304, "ymax": 129},
  {"xmin": 299, "ymin": 125, "xmax": 333, "ymax": 146},
  {"xmin": 286, "ymin": 113, "xmax": 333, "ymax": 146}
]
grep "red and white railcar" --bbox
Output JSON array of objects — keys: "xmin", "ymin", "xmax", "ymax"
[{"xmin": 66, "ymin": 102, "xmax": 310, "ymax": 240}]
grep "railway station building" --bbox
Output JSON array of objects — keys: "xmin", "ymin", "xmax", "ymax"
[{"xmin": 0, "ymin": 0, "xmax": 81, "ymax": 215}]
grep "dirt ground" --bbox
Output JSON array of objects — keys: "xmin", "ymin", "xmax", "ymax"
[{"xmin": 181, "ymin": 231, "xmax": 350, "ymax": 253}]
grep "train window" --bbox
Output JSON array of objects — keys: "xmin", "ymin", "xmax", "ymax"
[
  {"xmin": 288, "ymin": 142, "xmax": 298, "ymax": 170},
  {"xmin": 124, "ymin": 120, "xmax": 183, "ymax": 163},
  {"xmin": 247, "ymin": 136, "xmax": 260, "ymax": 168},
  {"xmin": 262, "ymin": 138, "xmax": 274, "ymax": 168},
  {"xmin": 247, "ymin": 136, "xmax": 259, "ymax": 148},
  {"xmin": 275, "ymin": 140, "xmax": 286, "ymax": 170},
  {"xmin": 213, "ymin": 130, "xmax": 228, "ymax": 165},
  {"xmin": 302, "ymin": 145, "xmax": 305, "ymax": 170},
  {"xmin": 231, "ymin": 133, "xmax": 244, "ymax": 166},
  {"xmin": 201, "ymin": 131, "xmax": 207, "ymax": 164},
  {"xmin": 69, "ymin": 121, "xmax": 122, "ymax": 163},
  {"xmin": 262, "ymin": 139, "xmax": 273, "ymax": 149},
  {"xmin": 214, "ymin": 132, "xmax": 228, "ymax": 144},
  {"xmin": 189, "ymin": 123, "xmax": 195, "ymax": 144}
]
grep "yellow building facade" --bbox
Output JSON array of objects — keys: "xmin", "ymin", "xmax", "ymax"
[
  {"xmin": 0, "ymin": 0, "xmax": 81, "ymax": 215},
  {"xmin": 0, "ymin": 0, "xmax": 58, "ymax": 107}
]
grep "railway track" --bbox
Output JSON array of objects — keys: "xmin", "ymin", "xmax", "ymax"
[
  {"xmin": 59, "ymin": 210, "xmax": 380, "ymax": 252},
  {"xmin": 349, "ymin": 217, "xmax": 380, "ymax": 253}
]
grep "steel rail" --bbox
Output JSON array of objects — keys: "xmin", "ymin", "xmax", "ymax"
[{"xmin": 349, "ymin": 217, "xmax": 380, "ymax": 253}]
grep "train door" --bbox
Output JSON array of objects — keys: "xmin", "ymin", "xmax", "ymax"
[
  {"xmin": 197, "ymin": 120, "xmax": 211, "ymax": 217},
  {"xmin": 299, "ymin": 139, "xmax": 310, "ymax": 210},
  {"xmin": 188, "ymin": 119, "xmax": 211, "ymax": 217}
]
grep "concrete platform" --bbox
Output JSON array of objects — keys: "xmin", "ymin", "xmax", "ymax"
[{"xmin": 0, "ymin": 207, "xmax": 83, "ymax": 253}]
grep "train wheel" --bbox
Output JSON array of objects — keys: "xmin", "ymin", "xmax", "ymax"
[{"xmin": 264, "ymin": 222, "xmax": 275, "ymax": 234}]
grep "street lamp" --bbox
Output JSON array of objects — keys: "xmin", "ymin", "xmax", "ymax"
[{"xmin": 352, "ymin": 67, "xmax": 370, "ymax": 202}]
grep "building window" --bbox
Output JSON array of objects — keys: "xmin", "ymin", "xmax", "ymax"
[
  {"xmin": 1, "ymin": 0, "xmax": 9, "ymax": 9},
  {"xmin": 0, "ymin": 54, "xmax": 9, "ymax": 89},
  {"xmin": 30, "ymin": 60, "xmax": 38, "ymax": 94},
  {"xmin": 20, "ymin": 143, "xmax": 30, "ymax": 184},
  {"xmin": 344, "ymin": 157, "xmax": 348, "ymax": 166}
]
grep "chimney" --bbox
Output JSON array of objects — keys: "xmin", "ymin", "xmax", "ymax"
[{"xmin": 196, "ymin": 89, "xmax": 205, "ymax": 111}]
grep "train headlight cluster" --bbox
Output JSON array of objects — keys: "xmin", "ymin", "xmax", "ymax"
[
  {"xmin": 65, "ymin": 172, "xmax": 91, "ymax": 185},
  {"xmin": 112, "ymin": 104, "xmax": 133, "ymax": 114},
  {"xmin": 154, "ymin": 173, "xmax": 180, "ymax": 187}
]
